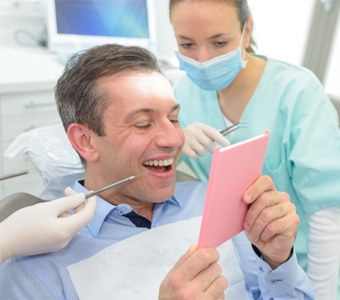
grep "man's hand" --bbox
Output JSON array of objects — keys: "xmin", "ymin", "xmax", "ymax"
[
  {"xmin": 243, "ymin": 176, "xmax": 299, "ymax": 269},
  {"xmin": 159, "ymin": 247, "xmax": 228, "ymax": 299}
]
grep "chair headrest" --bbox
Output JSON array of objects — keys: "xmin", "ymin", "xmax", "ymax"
[{"xmin": 4, "ymin": 124, "xmax": 84, "ymax": 200}]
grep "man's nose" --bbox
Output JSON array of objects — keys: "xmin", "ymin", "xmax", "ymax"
[{"xmin": 156, "ymin": 122, "xmax": 184, "ymax": 148}]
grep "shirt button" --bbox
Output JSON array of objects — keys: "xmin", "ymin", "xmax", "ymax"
[
  {"xmin": 259, "ymin": 267, "xmax": 264, "ymax": 272},
  {"xmin": 117, "ymin": 203, "xmax": 132, "ymax": 215}
]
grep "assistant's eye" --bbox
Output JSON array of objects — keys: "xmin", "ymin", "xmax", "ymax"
[
  {"xmin": 214, "ymin": 41, "xmax": 227, "ymax": 48},
  {"xmin": 180, "ymin": 42, "xmax": 194, "ymax": 50}
]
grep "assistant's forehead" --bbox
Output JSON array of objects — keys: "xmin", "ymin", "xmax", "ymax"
[{"xmin": 171, "ymin": 1, "xmax": 240, "ymax": 34}]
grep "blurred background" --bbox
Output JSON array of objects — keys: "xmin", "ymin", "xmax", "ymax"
[{"xmin": 0, "ymin": 0, "xmax": 339, "ymax": 198}]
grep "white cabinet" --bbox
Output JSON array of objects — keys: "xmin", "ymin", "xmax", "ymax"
[{"xmin": 0, "ymin": 46, "xmax": 64, "ymax": 199}]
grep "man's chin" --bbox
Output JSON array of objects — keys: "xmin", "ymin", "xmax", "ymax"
[{"xmin": 148, "ymin": 186, "xmax": 175, "ymax": 203}]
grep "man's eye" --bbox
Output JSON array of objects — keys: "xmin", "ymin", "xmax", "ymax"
[
  {"xmin": 135, "ymin": 122, "xmax": 151, "ymax": 129},
  {"xmin": 170, "ymin": 118, "xmax": 179, "ymax": 124}
]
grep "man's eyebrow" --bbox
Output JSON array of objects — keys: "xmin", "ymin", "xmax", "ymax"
[
  {"xmin": 124, "ymin": 104, "xmax": 180, "ymax": 122},
  {"xmin": 171, "ymin": 104, "xmax": 180, "ymax": 113}
]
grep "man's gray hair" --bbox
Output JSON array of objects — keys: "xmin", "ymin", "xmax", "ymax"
[{"xmin": 55, "ymin": 44, "xmax": 162, "ymax": 136}]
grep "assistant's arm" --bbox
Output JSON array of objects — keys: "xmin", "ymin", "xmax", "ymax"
[
  {"xmin": 0, "ymin": 191, "xmax": 96, "ymax": 264},
  {"xmin": 307, "ymin": 208, "xmax": 340, "ymax": 300}
]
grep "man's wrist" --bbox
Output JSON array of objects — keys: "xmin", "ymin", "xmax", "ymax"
[{"xmin": 251, "ymin": 244, "xmax": 293, "ymax": 269}]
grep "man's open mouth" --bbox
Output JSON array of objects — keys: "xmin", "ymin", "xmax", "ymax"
[{"xmin": 142, "ymin": 158, "xmax": 174, "ymax": 173}]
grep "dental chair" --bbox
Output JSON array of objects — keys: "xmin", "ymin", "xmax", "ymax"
[
  {"xmin": 0, "ymin": 192, "xmax": 43, "ymax": 223},
  {"xmin": 1, "ymin": 124, "xmax": 197, "ymax": 221}
]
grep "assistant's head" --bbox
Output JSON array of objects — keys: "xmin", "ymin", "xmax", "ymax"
[
  {"xmin": 169, "ymin": 0, "xmax": 256, "ymax": 58},
  {"xmin": 169, "ymin": 0, "xmax": 256, "ymax": 90},
  {"xmin": 55, "ymin": 44, "xmax": 184, "ymax": 206}
]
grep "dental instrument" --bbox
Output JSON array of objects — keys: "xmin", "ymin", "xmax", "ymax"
[
  {"xmin": 0, "ymin": 170, "xmax": 29, "ymax": 181},
  {"xmin": 85, "ymin": 172, "xmax": 146, "ymax": 199},
  {"xmin": 219, "ymin": 122, "xmax": 247, "ymax": 137}
]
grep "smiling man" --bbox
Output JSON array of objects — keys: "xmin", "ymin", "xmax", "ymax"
[
  {"xmin": 66, "ymin": 69, "xmax": 183, "ymax": 222},
  {"xmin": 0, "ymin": 44, "xmax": 313, "ymax": 299}
]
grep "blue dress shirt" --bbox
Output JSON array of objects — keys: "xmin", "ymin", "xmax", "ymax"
[{"xmin": 0, "ymin": 181, "xmax": 313, "ymax": 299}]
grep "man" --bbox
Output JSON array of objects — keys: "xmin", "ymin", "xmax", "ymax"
[{"xmin": 0, "ymin": 44, "xmax": 313, "ymax": 299}]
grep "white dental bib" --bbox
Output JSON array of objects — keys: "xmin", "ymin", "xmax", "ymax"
[{"xmin": 68, "ymin": 217, "xmax": 248, "ymax": 299}]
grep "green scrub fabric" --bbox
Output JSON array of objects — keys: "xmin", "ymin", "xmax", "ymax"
[{"xmin": 174, "ymin": 56, "xmax": 340, "ymax": 294}]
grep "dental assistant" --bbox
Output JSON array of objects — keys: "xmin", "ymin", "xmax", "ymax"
[
  {"xmin": 0, "ymin": 190, "xmax": 96, "ymax": 264},
  {"xmin": 169, "ymin": 0, "xmax": 340, "ymax": 299}
]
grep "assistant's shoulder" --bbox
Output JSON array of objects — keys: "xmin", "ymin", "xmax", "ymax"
[{"xmin": 265, "ymin": 57, "xmax": 321, "ymax": 86}]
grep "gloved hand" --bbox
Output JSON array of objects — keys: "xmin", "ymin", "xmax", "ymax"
[
  {"xmin": 182, "ymin": 122, "xmax": 230, "ymax": 158},
  {"xmin": 0, "ymin": 189, "xmax": 96, "ymax": 264}
]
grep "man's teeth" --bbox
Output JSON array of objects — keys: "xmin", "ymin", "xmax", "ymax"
[{"xmin": 143, "ymin": 158, "xmax": 174, "ymax": 167}]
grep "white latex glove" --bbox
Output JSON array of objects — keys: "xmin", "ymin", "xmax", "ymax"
[
  {"xmin": 0, "ymin": 189, "xmax": 96, "ymax": 264},
  {"xmin": 182, "ymin": 122, "xmax": 230, "ymax": 158}
]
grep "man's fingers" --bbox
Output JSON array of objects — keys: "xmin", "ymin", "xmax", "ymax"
[
  {"xmin": 193, "ymin": 262, "xmax": 224, "ymax": 292},
  {"xmin": 244, "ymin": 192, "xmax": 295, "ymax": 241},
  {"xmin": 243, "ymin": 175, "xmax": 275, "ymax": 204},
  {"xmin": 260, "ymin": 209, "xmax": 299, "ymax": 242},
  {"xmin": 244, "ymin": 191, "xmax": 291, "ymax": 239},
  {"xmin": 176, "ymin": 248, "xmax": 220, "ymax": 281},
  {"xmin": 243, "ymin": 190, "xmax": 279, "ymax": 230},
  {"xmin": 204, "ymin": 276, "xmax": 228, "ymax": 299},
  {"xmin": 171, "ymin": 245, "xmax": 197, "ymax": 271}
]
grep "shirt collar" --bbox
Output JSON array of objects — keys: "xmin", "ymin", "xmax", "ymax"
[
  {"xmin": 73, "ymin": 181, "xmax": 114, "ymax": 237},
  {"xmin": 167, "ymin": 195, "xmax": 182, "ymax": 207},
  {"xmin": 73, "ymin": 180, "xmax": 181, "ymax": 237}
]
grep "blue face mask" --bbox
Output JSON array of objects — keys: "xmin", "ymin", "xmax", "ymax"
[{"xmin": 175, "ymin": 31, "xmax": 247, "ymax": 91}]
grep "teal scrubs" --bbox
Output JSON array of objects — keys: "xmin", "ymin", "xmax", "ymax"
[{"xmin": 174, "ymin": 56, "xmax": 340, "ymax": 293}]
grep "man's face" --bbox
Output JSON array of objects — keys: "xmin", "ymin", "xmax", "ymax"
[{"xmin": 91, "ymin": 70, "xmax": 184, "ymax": 206}]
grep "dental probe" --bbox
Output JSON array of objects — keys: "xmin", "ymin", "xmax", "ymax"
[
  {"xmin": 0, "ymin": 170, "xmax": 29, "ymax": 181},
  {"xmin": 85, "ymin": 172, "xmax": 146, "ymax": 199}
]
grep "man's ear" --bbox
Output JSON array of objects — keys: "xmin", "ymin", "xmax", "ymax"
[{"xmin": 67, "ymin": 123, "xmax": 100, "ymax": 162}]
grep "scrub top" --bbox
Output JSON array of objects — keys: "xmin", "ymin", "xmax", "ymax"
[{"xmin": 174, "ymin": 56, "xmax": 340, "ymax": 271}]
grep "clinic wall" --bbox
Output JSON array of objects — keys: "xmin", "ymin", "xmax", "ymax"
[
  {"xmin": 0, "ymin": 0, "xmax": 177, "ymax": 61},
  {"xmin": 0, "ymin": 0, "xmax": 316, "ymax": 66},
  {"xmin": 0, "ymin": 1, "xmax": 45, "ymax": 47},
  {"xmin": 0, "ymin": 0, "xmax": 339, "ymax": 120}
]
